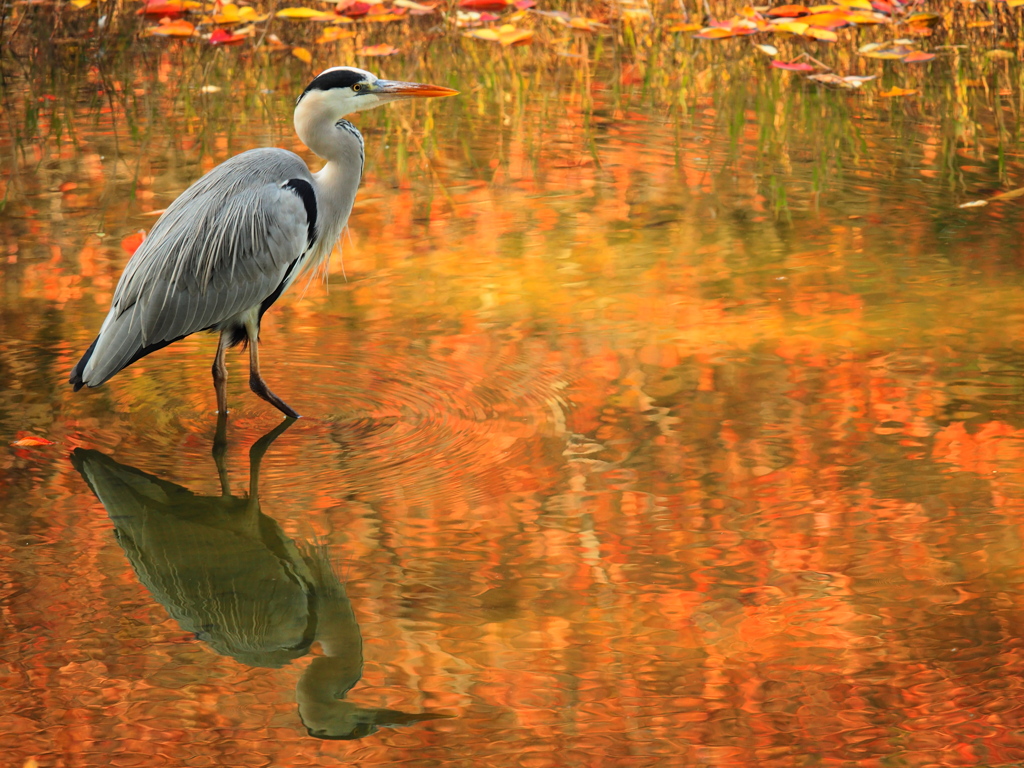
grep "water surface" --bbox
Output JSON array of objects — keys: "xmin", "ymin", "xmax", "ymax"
[{"xmin": 4, "ymin": 40, "xmax": 1024, "ymax": 767}]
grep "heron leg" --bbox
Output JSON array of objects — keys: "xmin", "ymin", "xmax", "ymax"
[
  {"xmin": 212, "ymin": 330, "xmax": 231, "ymax": 415},
  {"xmin": 213, "ymin": 411, "xmax": 231, "ymax": 497},
  {"xmin": 247, "ymin": 324, "xmax": 301, "ymax": 419}
]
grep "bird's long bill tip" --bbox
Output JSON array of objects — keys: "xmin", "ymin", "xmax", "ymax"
[{"xmin": 376, "ymin": 80, "xmax": 459, "ymax": 98}]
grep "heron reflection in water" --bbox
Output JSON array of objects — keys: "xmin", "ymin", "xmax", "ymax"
[{"xmin": 71, "ymin": 418, "xmax": 448, "ymax": 740}]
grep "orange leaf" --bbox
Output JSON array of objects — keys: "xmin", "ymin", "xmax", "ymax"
[
  {"xmin": 880, "ymin": 86, "xmax": 917, "ymax": 97},
  {"xmin": 694, "ymin": 26, "xmax": 737, "ymax": 38},
  {"xmin": 121, "ymin": 231, "xmax": 146, "ymax": 255},
  {"xmin": 767, "ymin": 4, "xmax": 809, "ymax": 16},
  {"xmin": 316, "ymin": 26, "xmax": 356, "ymax": 43},
  {"xmin": 292, "ymin": 46, "xmax": 312, "ymax": 63},
  {"xmin": 357, "ymin": 43, "xmax": 400, "ymax": 55},
  {"xmin": 145, "ymin": 18, "xmax": 196, "ymax": 36},
  {"xmin": 903, "ymin": 50, "xmax": 935, "ymax": 63},
  {"xmin": 11, "ymin": 435, "xmax": 55, "ymax": 447},
  {"xmin": 801, "ymin": 11, "xmax": 850, "ymax": 28}
]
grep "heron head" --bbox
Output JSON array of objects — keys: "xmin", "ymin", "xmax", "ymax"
[{"xmin": 296, "ymin": 66, "xmax": 458, "ymax": 118}]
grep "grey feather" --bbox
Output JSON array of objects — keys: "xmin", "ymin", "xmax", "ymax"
[{"xmin": 80, "ymin": 148, "xmax": 315, "ymax": 387}]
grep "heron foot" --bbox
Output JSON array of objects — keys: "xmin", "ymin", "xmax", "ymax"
[{"xmin": 249, "ymin": 372, "xmax": 301, "ymax": 419}]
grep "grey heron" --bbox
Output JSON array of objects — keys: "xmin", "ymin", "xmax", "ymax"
[{"xmin": 69, "ymin": 67, "xmax": 457, "ymax": 418}]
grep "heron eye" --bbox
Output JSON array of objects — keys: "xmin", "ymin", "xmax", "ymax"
[{"xmin": 352, "ymin": 84, "xmax": 362, "ymax": 92}]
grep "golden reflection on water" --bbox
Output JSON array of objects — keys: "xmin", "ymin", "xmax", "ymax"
[{"xmin": 3, "ymin": 47, "xmax": 1024, "ymax": 767}]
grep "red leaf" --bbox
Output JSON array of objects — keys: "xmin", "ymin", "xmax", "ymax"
[
  {"xmin": 337, "ymin": 1, "xmax": 371, "ymax": 17},
  {"xmin": 459, "ymin": 0, "xmax": 509, "ymax": 9},
  {"xmin": 137, "ymin": 0, "xmax": 185, "ymax": 16},
  {"xmin": 514, "ymin": 0, "xmax": 535, "ymax": 8},
  {"xmin": 771, "ymin": 60, "xmax": 815, "ymax": 71}
]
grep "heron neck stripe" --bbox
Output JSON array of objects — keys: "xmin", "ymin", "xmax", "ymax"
[{"xmin": 282, "ymin": 178, "xmax": 318, "ymax": 249}]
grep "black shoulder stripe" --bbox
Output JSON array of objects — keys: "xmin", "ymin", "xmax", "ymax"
[{"xmin": 283, "ymin": 178, "xmax": 318, "ymax": 250}]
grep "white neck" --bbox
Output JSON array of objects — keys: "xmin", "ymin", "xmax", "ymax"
[{"xmin": 293, "ymin": 91, "xmax": 365, "ymax": 268}]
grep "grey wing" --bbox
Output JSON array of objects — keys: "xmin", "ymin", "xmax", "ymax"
[{"xmin": 73, "ymin": 149, "xmax": 314, "ymax": 388}]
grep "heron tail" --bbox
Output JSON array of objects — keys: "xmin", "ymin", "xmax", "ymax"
[{"xmin": 69, "ymin": 337, "xmax": 99, "ymax": 391}]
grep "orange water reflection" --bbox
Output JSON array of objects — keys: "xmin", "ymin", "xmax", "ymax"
[{"xmin": 4, "ymin": 48, "xmax": 1024, "ymax": 767}]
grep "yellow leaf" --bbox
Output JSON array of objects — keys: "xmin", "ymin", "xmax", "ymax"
[
  {"xmin": 880, "ymin": 86, "xmax": 917, "ymax": 97},
  {"xmin": 803, "ymin": 26, "xmax": 838, "ymax": 41},
  {"xmin": 366, "ymin": 12, "xmax": 405, "ymax": 21},
  {"xmin": 845, "ymin": 11, "xmax": 885, "ymax": 23},
  {"xmin": 292, "ymin": 46, "xmax": 312, "ymax": 63},
  {"xmin": 316, "ymin": 26, "xmax": 357, "ymax": 42},
  {"xmin": 774, "ymin": 19, "xmax": 809, "ymax": 34},
  {"xmin": 70, "ymin": 0, "xmax": 92, "ymax": 8},
  {"xmin": 837, "ymin": 0, "xmax": 871, "ymax": 8},
  {"xmin": 466, "ymin": 24, "xmax": 533, "ymax": 45},
  {"xmin": 989, "ymin": 187, "xmax": 1024, "ymax": 202},
  {"xmin": 276, "ymin": 7, "xmax": 337, "ymax": 20},
  {"xmin": 1008, "ymin": 0, "xmax": 1024, "ymax": 8}
]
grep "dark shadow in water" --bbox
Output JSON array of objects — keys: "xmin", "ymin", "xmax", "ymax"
[{"xmin": 71, "ymin": 416, "xmax": 450, "ymax": 740}]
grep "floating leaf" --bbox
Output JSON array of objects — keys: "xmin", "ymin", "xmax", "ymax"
[
  {"xmin": 121, "ymin": 230, "xmax": 144, "ymax": 255},
  {"xmin": 771, "ymin": 59, "xmax": 815, "ymax": 71},
  {"xmin": 357, "ymin": 43, "xmax": 400, "ymax": 55},
  {"xmin": 337, "ymin": 0, "xmax": 371, "ymax": 16},
  {"xmin": 466, "ymin": 24, "xmax": 533, "ymax": 45},
  {"xmin": 801, "ymin": 11, "xmax": 852, "ymax": 29},
  {"xmin": 316, "ymin": 26, "xmax": 357, "ymax": 42},
  {"xmin": 211, "ymin": 4, "xmax": 268, "ymax": 24},
  {"xmin": 199, "ymin": 84, "xmax": 222, "ymax": 93},
  {"xmin": 859, "ymin": 42, "xmax": 912, "ymax": 59},
  {"xmin": 514, "ymin": 0, "xmax": 535, "ymax": 8},
  {"xmin": 958, "ymin": 200, "xmax": 988, "ymax": 209},
  {"xmin": 774, "ymin": 19, "xmax": 809, "ymax": 34},
  {"xmin": 837, "ymin": 0, "xmax": 872, "ymax": 8},
  {"xmin": 137, "ymin": 0, "xmax": 191, "ymax": 17},
  {"xmin": 694, "ymin": 26, "xmax": 737, "ymax": 38},
  {"xmin": 767, "ymin": 4, "xmax": 809, "ymax": 16},
  {"xmin": 989, "ymin": 187, "xmax": 1024, "ymax": 202},
  {"xmin": 967, "ymin": 19, "xmax": 994, "ymax": 29},
  {"xmin": 292, "ymin": 46, "xmax": 312, "ymax": 63},
  {"xmin": 70, "ymin": 0, "xmax": 92, "ymax": 9},
  {"xmin": 209, "ymin": 27, "xmax": 250, "ymax": 44},
  {"xmin": 276, "ymin": 7, "xmax": 337, "ymax": 20},
  {"xmin": 903, "ymin": 50, "xmax": 935, "ymax": 63},
  {"xmin": 565, "ymin": 16, "xmax": 607, "ymax": 31},
  {"xmin": 905, "ymin": 11, "xmax": 940, "ymax": 26},
  {"xmin": 986, "ymin": 49, "xmax": 1016, "ymax": 60},
  {"xmin": 10, "ymin": 435, "xmax": 55, "ymax": 447},
  {"xmin": 808, "ymin": 72, "xmax": 876, "ymax": 88},
  {"xmin": 804, "ymin": 26, "xmax": 838, "ymax": 41},
  {"xmin": 880, "ymin": 86, "xmax": 917, "ymax": 97},
  {"xmin": 145, "ymin": 18, "xmax": 196, "ymax": 36},
  {"xmin": 459, "ymin": 0, "xmax": 509, "ymax": 8},
  {"xmin": 394, "ymin": 0, "xmax": 435, "ymax": 10},
  {"xmin": 754, "ymin": 43, "xmax": 779, "ymax": 55}
]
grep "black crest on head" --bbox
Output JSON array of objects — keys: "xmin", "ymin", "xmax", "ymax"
[{"xmin": 297, "ymin": 68, "xmax": 369, "ymax": 103}]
